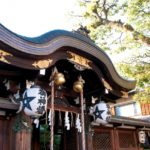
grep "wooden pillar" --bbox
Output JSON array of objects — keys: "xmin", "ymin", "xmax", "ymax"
[
  {"xmin": 50, "ymin": 80, "xmax": 55, "ymax": 150},
  {"xmin": 80, "ymin": 91, "xmax": 86, "ymax": 150},
  {"xmin": 14, "ymin": 113, "xmax": 32, "ymax": 150},
  {"xmin": 86, "ymin": 132, "xmax": 93, "ymax": 150},
  {"xmin": 15, "ymin": 130, "xmax": 32, "ymax": 150},
  {"xmin": 84, "ymin": 113, "xmax": 93, "ymax": 150},
  {"xmin": 32, "ymin": 125, "xmax": 40, "ymax": 150}
]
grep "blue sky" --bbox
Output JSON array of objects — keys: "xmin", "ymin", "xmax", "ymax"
[{"xmin": 0, "ymin": 0, "xmax": 77, "ymax": 37}]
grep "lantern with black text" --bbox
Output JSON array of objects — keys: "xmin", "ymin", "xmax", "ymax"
[{"xmin": 23, "ymin": 86, "xmax": 47, "ymax": 117}]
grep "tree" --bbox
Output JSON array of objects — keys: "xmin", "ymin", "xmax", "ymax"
[
  {"xmin": 116, "ymin": 53, "xmax": 150, "ymax": 103},
  {"xmin": 70, "ymin": 0, "xmax": 150, "ymax": 103}
]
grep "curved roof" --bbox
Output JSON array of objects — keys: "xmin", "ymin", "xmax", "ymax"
[{"xmin": 0, "ymin": 23, "xmax": 136, "ymax": 91}]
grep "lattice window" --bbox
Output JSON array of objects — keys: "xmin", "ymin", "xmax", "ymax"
[
  {"xmin": 118, "ymin": 131, "xmax": 136, "ymax": 148},
  {"xmin": 93, "ymin": 131, "xmax": 112, "ymax": 150}
]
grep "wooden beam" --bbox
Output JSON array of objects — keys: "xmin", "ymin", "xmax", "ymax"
[
  {"xmin": 108, "ymin": 116, "xmax": 150, "ymax": 128},
  {"xmin": 0, "ymin": 96, "xmax": 80, "ymax": 114},
  {"xmin": 47, "ymin": 104, "xmax": 80, "ymax": 114},
  {"xmin": 0, "ymin": 70, "xmax": 22, "ymax": 77},
  {"xmin": 0, "ymin": 97, "xmax": 19, "ymax": 110}
]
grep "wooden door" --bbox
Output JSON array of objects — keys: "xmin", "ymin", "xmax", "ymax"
[
  {"xmin": 93, "ymin": 128, "xmax": 115, "ymax": 150},
  {"xmin": 115, "ymin": 129, "xmax": 139, "ymax": 150},
  {"xmin": 92, "ymin": 127, "xmax": 140, "ymax": 150}
]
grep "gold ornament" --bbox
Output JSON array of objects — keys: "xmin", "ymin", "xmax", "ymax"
[
  {"xmin": 54, "ymin": 72, "xmax": 65, "ymax": 85},
  {"xmin": 50, "ymin": 67, "xmax": 65, "ymax": 86},
  {"xmin": 73, "ymin": 76, "xmax": 85, "ymax": 93},
  {"xmin": 32, "ymin": 59, "xmax": 52, "ymax": 69}
]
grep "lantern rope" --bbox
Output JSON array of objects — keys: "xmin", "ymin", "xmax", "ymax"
[
  {"xmin": 80, "ymin": 91, "xmax": 86, "ymax": 150},
  {"xmin": 50, "ymin": 81, "xmax": 54, "ymax": 150}
]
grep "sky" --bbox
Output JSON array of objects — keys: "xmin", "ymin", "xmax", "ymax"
[
  {"xmin": 1, "ymin": 0, "xmax": 122, "ymax": 62},
  {"xmin": 0, "ymin": 0, "xmax": 77, "ymax": 37}
]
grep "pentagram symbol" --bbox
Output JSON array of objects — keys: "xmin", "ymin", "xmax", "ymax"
[
  {"xmin": 93, "ymin": 106, "xmax": 105, "ymax": 120},
  {"xmin": 23, "ymin": 92, "xmax": 35, "ymax": 110}
]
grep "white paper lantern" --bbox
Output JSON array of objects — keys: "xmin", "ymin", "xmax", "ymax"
[
  {"xmin": 138, "ymin": 131, "xmax": 146, "ymax": 144},
  {"xmin": 93, "ymin": 101, "xmax": 111, "ymax": 124},
  {"xmin": 23, "ymin": 86, "xmax": 47, "ymax": 117}
]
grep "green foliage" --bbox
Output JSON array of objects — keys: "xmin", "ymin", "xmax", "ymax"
[
  {"xmin": 127, "ymin": 0, "xmax": 150, "ymax": 33},
  {"xmin": 134, "ymin": 87, "xmax": 150, "ymax": 103},
  {"xmin": 13, "ymin": 114, "xmax": 32, "ymax": 132},
  {"xmin": 73, "ymin": 0, "xmax": 150, "ymax": 51},
  {"xmin": 40, "ymin": 124, "xmax": 50, "ymax": 149},
  {"xmin": 116, "ymin": 63, "xmax": 150, "ymax": 103},
  {"xmin": 40, "ymin": 124, "xmax": 62, "ymax": 150}
]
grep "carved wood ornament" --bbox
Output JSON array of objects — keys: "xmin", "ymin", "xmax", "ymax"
[
  {"xmin": 67, "ymin": 51, "xmax": 92, "ymax": 71},
  {"xmin": 32, "ymin": 59, "xmax": 53, "ymax": 69},
  {"xmin": 0, "ymin": 49, "xmax": 12, "ymax": 64}
]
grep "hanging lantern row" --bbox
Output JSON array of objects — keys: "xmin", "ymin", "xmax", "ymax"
[
  {"xmin": 14, "ymin": 66, "xmax": 85, "ymax": 123},
  {"xmin": 13, "ymin": 67, "xmax": 110, "ymax": 128},
  {"xmin": 11, "ymin": 67, "xmax": 108, "ymax": 150}
]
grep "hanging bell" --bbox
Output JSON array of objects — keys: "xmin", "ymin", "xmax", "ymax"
[
  {"xmin": 73, "ymin": 76, "xmax": 84, "ymax": 93},
  {"xmin": 54, "ymin": 72, "xmax": 65, "ymax": 85}
]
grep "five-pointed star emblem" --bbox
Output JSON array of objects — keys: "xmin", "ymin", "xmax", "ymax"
[
  {"xmin": 23, "ymin": 92, "xmax": 35, "ymax": 110},
  {"xmin": 93, "ymin": 106, "xmax": 105, "ymax": 120}
]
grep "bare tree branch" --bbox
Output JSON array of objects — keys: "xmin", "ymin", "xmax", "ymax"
[
  {"xmin": 108, "ymin": 32, "xmax": 123, "ymax": 45},
  {"xmin": 100, "ymin": 18, "xmax": 150, "ymax": 46}
]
